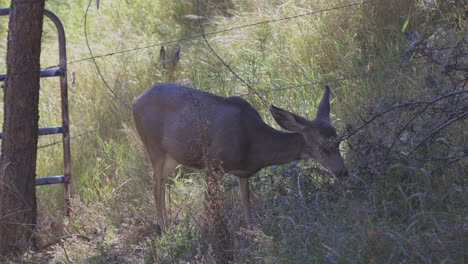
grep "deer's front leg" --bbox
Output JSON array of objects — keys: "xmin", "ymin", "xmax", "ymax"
[{"xmin": 237, "ymin": 177, "xmax": 251, "ymax": 227}]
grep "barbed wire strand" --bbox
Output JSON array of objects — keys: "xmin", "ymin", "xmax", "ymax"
[
  {"xmin": 84, "ymin": 0, "xmax": 131, "ymax": 109},
  {"xmin": 38, "ymin": 0, "xmax": 376, "ymax": 149},
  {"xmin": 196, "ymin": 0, "xmax": 269, "ymax": 108},
  {"xmin": 57, "ymin": 0, "xmax": 377, "ymax": 117},
  {"xmin": 38, "ymin": 117, "xmax": 132, "ymax": 149},
  {"xmin": 36, "ymin": 55, "xmax": 451, "ymax": 150},
  {"xmin": 37, "ymin": 0, "xmax": 465, "ymax": 152},
  {"xmin": 44, "ymin": 0, "xmax": 374, "ymax": 70},
  {"xmin": 36, "ymin": 42, "xmax": 466, "ymax": 149}
]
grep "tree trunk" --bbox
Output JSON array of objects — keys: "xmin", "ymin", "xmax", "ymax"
[{"xmin": 0, "ymin": 0, "xmax": 45, "ymax": 256}]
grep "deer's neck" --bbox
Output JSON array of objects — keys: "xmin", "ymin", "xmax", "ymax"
[{"xmin": 250, "ymin": 126, "xmax": 305, "ymax": 169}]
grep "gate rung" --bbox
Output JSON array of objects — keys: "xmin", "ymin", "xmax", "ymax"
[
  {"xmin": 0, "ymin": 126, "xmax": 64, "ymax": 139},
  {"xmin": 0, "ymin": 68, "xmax": 63, "ymax": 83},
  {"xmin": 36, "ymin": 175, "xmax": 65, "ymax": 185},
  {"xmin": 38, "ymin": 126, "xmax": 64, "ymax": 136}
]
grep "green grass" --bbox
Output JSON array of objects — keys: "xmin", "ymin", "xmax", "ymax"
[{"xmin": 0, "ymin": 0, "xmax": 465, "ymax": 262}]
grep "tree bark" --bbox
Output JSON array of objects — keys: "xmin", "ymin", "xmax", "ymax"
[{"xmin": 0, "ymin": 0, "xmax": 45, "ymax": 256}]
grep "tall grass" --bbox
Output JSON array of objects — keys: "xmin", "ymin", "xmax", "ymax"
[{"xmin": 0, "ymin": 0, "xmax": 465, "ymax": 262}]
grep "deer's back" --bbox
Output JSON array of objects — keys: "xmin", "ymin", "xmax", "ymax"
[{"xmin": 133, "ymin": 83, "xmax": 267, "ymax": 171}]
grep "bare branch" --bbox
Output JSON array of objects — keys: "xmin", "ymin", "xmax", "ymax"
[
  {"xmin": 341, "ymin": 90, "xmax": 468, "ymax": 141},
  {"xmin": 413, "ymin": 111, "xmax": 468, "ymax": 150}
]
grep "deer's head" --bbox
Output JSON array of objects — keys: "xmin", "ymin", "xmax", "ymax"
[
  {"xmin": 269, "ymin": 86, "xmax": 348, "ymax": 177},
  {"xmin": 159, "ymin": 45, "xmax": 181, "ymax": 82}
]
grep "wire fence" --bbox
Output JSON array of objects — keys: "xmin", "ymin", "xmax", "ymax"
[
  {"xmin": 37, "ymin": 0, "xmax": 376, "ymax": 148},
  {"xmin": 24, "ymin": 0, "xmax": 466, "ymax": 158},
  {"xmin": 37, "ymin": 47, "xmax": 466, "ymax": 150},
  {"xmin": 44, "ymin": 0, "xmax": 374, "ymax": 70}
]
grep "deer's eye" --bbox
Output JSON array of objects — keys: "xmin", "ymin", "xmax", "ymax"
[{"xmin": 320, "ymin": 139, "xmax": 339, "ymax": 154}]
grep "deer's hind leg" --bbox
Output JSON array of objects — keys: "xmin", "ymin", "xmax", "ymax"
[{"xmin": 150, "ymin": 152, "xmax": 179, "ymax": 230}]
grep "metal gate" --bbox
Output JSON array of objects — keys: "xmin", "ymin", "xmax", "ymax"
[{"xmin": 0, "ymin": 8, "xmax": 72, "ymax": 216}]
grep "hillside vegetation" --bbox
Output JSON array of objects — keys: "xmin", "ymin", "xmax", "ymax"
[{"xmin": 0, "ymin": 0, "xmax": 466, "ymax": 263}]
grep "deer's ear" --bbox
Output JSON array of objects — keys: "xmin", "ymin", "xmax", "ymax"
[
  {"xmin": 159, "ymin": 46, "xmax": 167, "ymax": 69},
  {"xmin": 316, "ymin": 85, "xmax": 331, "ymax": 123},
  {"xmin": 269, "ymin": 105, "xmax": 309, "ymax": 132},
  {"xmin": 174, "ymin": 45, "xmax": 181, "ymax": 61},
  {"xmin": 160, "ymin": 46, "xmax": 166, "ymax": 60}
]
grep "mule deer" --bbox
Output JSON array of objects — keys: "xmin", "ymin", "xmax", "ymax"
[{"xmin": 133, "ymin": 82, "xmax": 347, "ymax": 229}]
